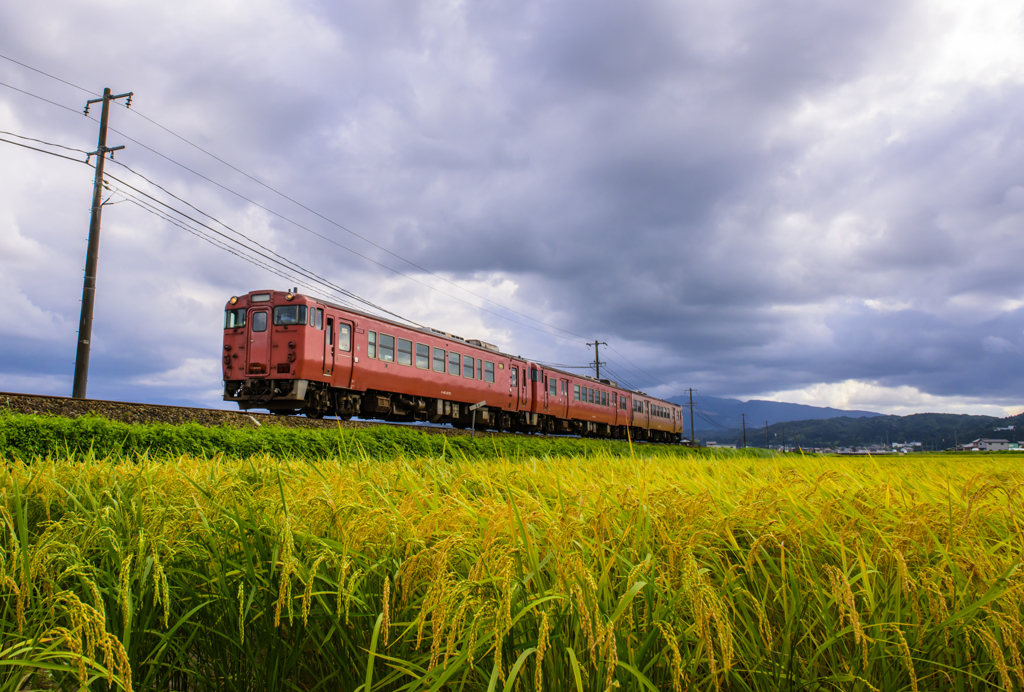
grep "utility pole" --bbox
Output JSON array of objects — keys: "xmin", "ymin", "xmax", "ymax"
[
  {"xmin": 72, "ymin": 87, "xmax": 132, "ymax": 399},
  {"xmin": 689, "ymin": 388, "xmax": 695, "ymax": 446},
  {"xmin": 741, "ymin": 413, "xmax": 746, "ymax": 449},
  {"xmin": 587, "ymin": 341, "xmax": 607, "ymax": 379}
]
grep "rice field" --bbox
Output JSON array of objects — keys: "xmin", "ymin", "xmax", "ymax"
[{"xmin": 1, "ymin": 444, "xmax": 1022, "ymax": 691}]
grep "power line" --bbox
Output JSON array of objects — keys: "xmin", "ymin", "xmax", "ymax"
[
  {"xmin": 0, "ymin": 53, "xmax": 96, "ymax": 96},
  {"xmin": 0, "ymin": 129, "xmax": 89, "ymax": 155},
  {"xmin": 0, "ymin": 135, "xmax": 87, "ymax": 163},
  {"xmin": 0, "ymin": 54, "xmax": 591, "ymax": 342},
  {"xmin": 1, "ymin": 66, "xmax": 674, "ymax": 386},
  {"xmin": 606, "ymin": 344, "xmax": 661, "ymax": 388},
  {"xmin": 103, "ymin": 169, "xmax": 425, "ymax": 329},
  {"xmin": 0, "ymin": 79, "xmax": 83, "ymax": 115}
]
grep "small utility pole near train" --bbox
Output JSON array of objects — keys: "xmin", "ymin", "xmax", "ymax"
[
  {"xmin": 587, "ymin": 341, "xmax": 607, "ymax": 379},
  {"xmin": 73, "ymin": 87, "xmax": 132, "ymax": 399}
]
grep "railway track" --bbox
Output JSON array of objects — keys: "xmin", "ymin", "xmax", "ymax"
[
  {"xmin": 0, "ymin": 391, "xmax": 481, "ymax": 437},
  {"xmin": 0, "ymin": 391, "xmax": 685, "ymax": 446}
]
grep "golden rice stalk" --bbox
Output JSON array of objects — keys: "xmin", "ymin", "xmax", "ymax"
[
  {"xmin": 535, "ymin": 610, "xmax": 549, "ymax": 692},
  {"xmin": 890, "ymin": 626, "xmax": 917, "ymax": 692},
  {"xmin": 975, "ymin": 626, "xmax": 1011, "ymax": 692}
]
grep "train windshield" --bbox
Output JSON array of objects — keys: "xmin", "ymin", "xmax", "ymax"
[
  {"xmin": 224, "ymin": 308, "xmax": 246, "ymax": 329},
  {"xmin": 273, "ymin": 305, "xmax": 308, "ymax": 326}
]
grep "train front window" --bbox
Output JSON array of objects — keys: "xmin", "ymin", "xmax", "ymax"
[
  {"xmin": 224, "ymin": 308, "xmax": 246, "ymax": 328},
  {"xmin": 273, "ymin": 305, "xmax": 307, "ymax": 326},
  {"xmin": 379, "ymin": 334, "xmax": 395, "ymax": 362},
  {"xmin": 251, "ymin": 311, "xmax": 267, "ymax": 332}
]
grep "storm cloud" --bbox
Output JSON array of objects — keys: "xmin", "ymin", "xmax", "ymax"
[{"xmin": 1, "ymin": 0, "xmax": 1023, "ymax": 414}]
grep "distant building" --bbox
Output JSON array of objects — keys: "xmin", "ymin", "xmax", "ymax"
[{"xmin": 965, "ymin": 439, "xmax": 1011, "ymax": 451}]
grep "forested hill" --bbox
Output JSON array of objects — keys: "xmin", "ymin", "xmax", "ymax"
[
  {"xmin": 696, "ymin": 411, "xmax": 1024, "ymax": 449},
  {"xmin": 667, "ymin": 394, "xmax": 880, "ymax": 429}
]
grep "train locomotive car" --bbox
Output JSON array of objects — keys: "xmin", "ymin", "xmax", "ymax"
[{"xmin": 222, "ymin": 289, "xmax": 683, "ymax": 442}]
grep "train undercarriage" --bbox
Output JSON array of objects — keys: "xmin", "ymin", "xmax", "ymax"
[{"xmin": 224, "ymin": 379, "xmax": 681, "ymax": 443}]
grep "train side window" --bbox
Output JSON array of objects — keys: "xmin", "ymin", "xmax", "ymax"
[
  {"xmin": 368, "ymin": 331, "xmax": 377, "ymax": 358},
  {"xmin": 464, "ymin": 355, "xmax": 475, "ymax": 378},
  {"xmin": 548, "ymin": 378, "xmax": 555, "ymax": 396},
  {"xmin": 602, "ymin": 391, "xmax": 608, "ymax": 406},
  {"xmin": 449, "ymin": 352, "xmax": 460, "ymax": 376},
  {"xmin": 510, "ymin": 367, "xmax": 517, "ymax": 387},
  {"xmin": 477, "ymin": 359, "xmax": 482, "ymax": 380},
  {"xmin": 621, "ymin": 397, "xmax": 627, "ymax": 410},
  {"xmin": 379, "ymin": 333, "xmax": 395, "ymax": 362},
  {"xmin": 562, "ymin": 380, "xmax": 568, "ymax": 396},
  {"xmin": 317, "ymin": 308, "xmax": 323, "ymax": 329},
  {"xmin": 326, "ymin": 319, "xmax": 333, "ymax": 346},
  {"xmin": 531, "ymin": 367, "xmax": 540, "ymax": 382},
  {"xmin": 252, "ymin": 311, "xmax": 267, "ymax": 332},
  {"xmin": 574, "ymin": 384, "xmax": 580, "ymax": 401},
  {"xmin": 339, "ymin": 324, "xmax": 351, "ymax": 351},
  {"xmin": 611, "ymin": 393, "xmax": 617, "ymax": 407},
  {"xmin": 484, "ymin": 361, "xmax": 494, "ymax": 383},
  {"xmin": 416, "ymin": 343, "xmax": 430, "ymax": 369},
  {"xmin": 590, "ymin": 389, "xmax": 596, "ymax": 404},
  {"xmin": 433, "ymin": 347, "xmax": 445, "ymax": 372},
  {"xmin": 397, "ymin": 338, "xmax": 413, "ymax": 366}
]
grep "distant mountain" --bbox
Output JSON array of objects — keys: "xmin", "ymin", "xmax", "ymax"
[
  {"xmin": 666, "ymin": 394, "xmax": 880, "ymax": 430},
  {"xmin": 687, "ymin": 410, "xmax": 1024, "ymax": 449}
]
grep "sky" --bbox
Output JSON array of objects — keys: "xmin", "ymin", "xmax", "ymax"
[{"xmin": 1, "ymin": 0, "xmax": 1024, "ymax": 417}]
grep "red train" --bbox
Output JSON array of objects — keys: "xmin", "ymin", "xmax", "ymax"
[{"xmin": 222, "ymin": 289, "xmax": 684, "ymax": 442}]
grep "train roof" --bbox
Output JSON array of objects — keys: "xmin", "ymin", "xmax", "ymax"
[{"xmin": 233, "ymin": 289, "xmax": 681, "ymax": 408}]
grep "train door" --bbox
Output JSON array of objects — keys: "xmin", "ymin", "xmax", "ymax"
[
  {"xmin": 333, "ymin": 319, "xmax": 354, "ymax": 388},
  {"xmin": 542, "ymin": 372, "xmax": 550, "ymax": 411},
  {"xmin": 323, "ymin": 315, "xmax": 334, "ymax": 376},
  {"xmin": 247, "ymin": 307, "xmax": 271, "ymax": 375},
  {"xmin": 520, "ymin": 363, "xmax": 530, "ymax": 411},
  {"xmin": 560, "ymin": 379, "xmax": 569, "ymax": 418},
  {"xmin": 509, "ymin": 365, "xmax": 520, "ymax": 410}
]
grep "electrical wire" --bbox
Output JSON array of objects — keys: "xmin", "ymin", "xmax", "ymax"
[
  {"xmin": 0, "ymin": 53, "xmax": 96, "ymax": 96},
  {"xmin": 0, "ymin": 66, "xmax": 672, "ymax": 386},
  {"xmin": 103, "ymin": 170, "xmax": 425, "ymax": 328},
  {"xmin": 120, "ymin": 192, "xmax": 370, "ymax": 315},
  {"xmin": 0, "ymin": 80, "xmax": 82, "ymax": 115},
  {"xmin": 0, "ymin": 53, "xmax": 592, "ymax": 341},
  {"xmin": 0, "ymin": 135, "xmax": 87, "ymax": 164},
  {"xmin": 0, "ymin": 130, "xmax": 89, "ymax": 155},
  {"xmin": 606, "ymin": 345, "xmax": 661, "ymax": 388}
]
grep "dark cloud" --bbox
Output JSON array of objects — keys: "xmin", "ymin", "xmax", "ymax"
[{"xmin": 1, "ymin": 0, "xmax": 1023, "ymax": 413}]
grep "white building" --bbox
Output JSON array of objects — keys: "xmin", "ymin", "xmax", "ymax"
[{"xmin": 966, "ymin": 439, "xmax": 1011, "ymax": 451}]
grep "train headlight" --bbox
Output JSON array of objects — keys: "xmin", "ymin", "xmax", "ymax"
[
  {"xmin": 230, "ymin": 296, "xmax": 238, "ymax": 304},
  {"xmin": 286, "ymin": 292, "xmax": 294, "ymax": 300}
]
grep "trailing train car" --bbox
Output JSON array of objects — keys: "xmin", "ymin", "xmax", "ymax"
[{"xmin": 222, "ymin": 289, "xmax": 683, "ymax": 442}]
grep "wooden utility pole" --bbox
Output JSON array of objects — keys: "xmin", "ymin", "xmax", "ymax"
[
  {"xmin": 587, "ymin": 341, "xmax": 607, "ymax": 379},
  {"xmin": 72, "ymin": 87, "xmax": 132, "ymax": 399},
  {"xmin": 689, "ymin": 388, "xmax": 695, "ymax": 447}
]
